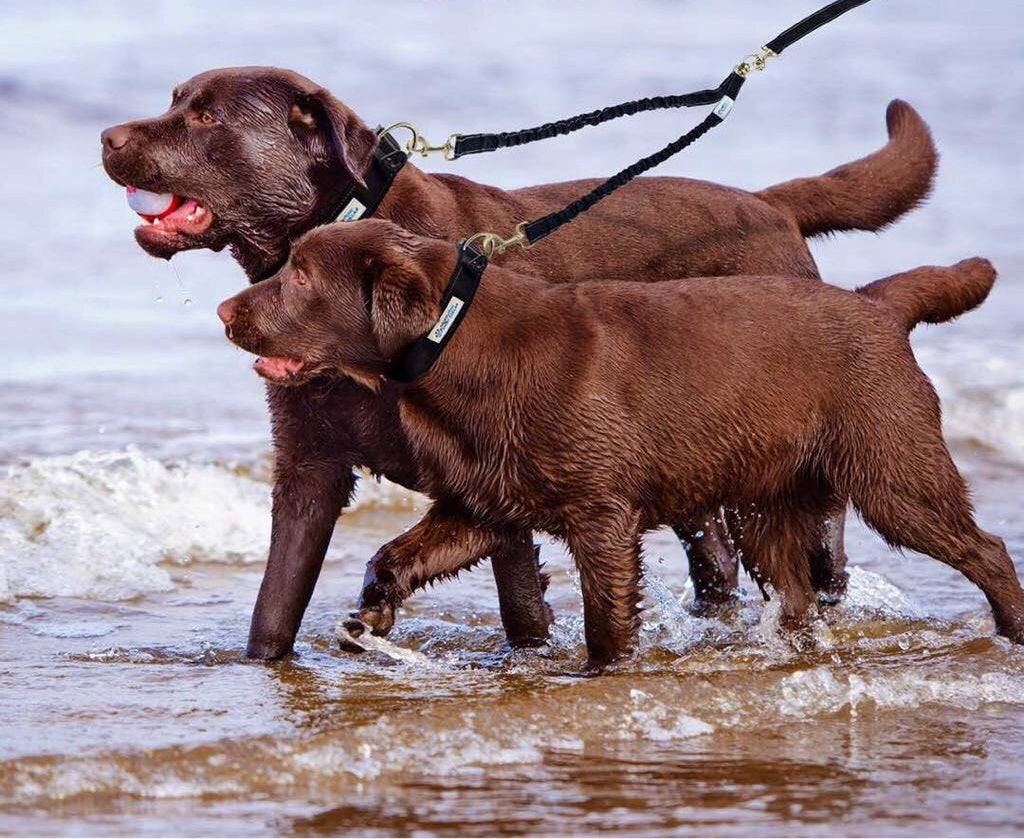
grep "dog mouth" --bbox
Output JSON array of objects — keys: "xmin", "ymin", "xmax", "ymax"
[
  {"xmin": 127, "ymin": 186, "xmax": 215, "ymax": 247},
  {"xmin": 129, "ymin": 187, "xmax": 215, "ymax": 237},
  {"xmin": 253, "ymin": 355, "xmax": 307, "ymax": 384}
]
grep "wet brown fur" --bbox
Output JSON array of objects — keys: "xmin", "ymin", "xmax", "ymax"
[
  {"xmin": 101, "ymin": 66, "xmax": 938, "ymax": 658},
  {"xmin": 219, "ymin": 220, "xmax": 1024, "ymax": 668}
]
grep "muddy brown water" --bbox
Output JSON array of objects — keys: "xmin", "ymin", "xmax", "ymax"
[{"xmin": 3, "ymin": 454, "xmax": 1024, "ymax": 835}]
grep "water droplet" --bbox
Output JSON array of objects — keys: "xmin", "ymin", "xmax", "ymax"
[
  {"xmin": 155, "ymin": 295, "xmax": 164, "ymax": 304},
  {"xmin": 183, "ymin": 298, "xmax": 193, "ymax": 307}
]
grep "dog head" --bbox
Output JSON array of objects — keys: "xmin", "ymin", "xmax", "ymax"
[
  {"xmin": 101, "ymin": 66, "xmax": 378, "ymax": 279},
  {"xmin": 217, "ymin": 219, "xmax": 451, "ymax": 390}
]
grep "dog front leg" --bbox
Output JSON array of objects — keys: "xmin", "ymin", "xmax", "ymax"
[
  {"xmin": 347, "ymin": 503, "xmax": 515, "ymax": 638},
  {"xmin": 246, "ymin": 463, "xmax": 354, "ymax": 659}
]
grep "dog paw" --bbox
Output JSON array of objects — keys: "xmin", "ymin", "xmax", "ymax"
[
  {"xmin": 815, "ymin": 571, "xmax": 850, "ymax": 606},
  {"xmin": 351, "ymin": 602, "xmax": 396, "ymax": 637},
  {"xmin": 335, "ymin": 603, "xmax": 395, "ymax": 654}
]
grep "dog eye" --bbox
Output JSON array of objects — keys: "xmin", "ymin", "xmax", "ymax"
[
  {"xmin": 197, "ymin": 111, "xmax": 217, "ymax": 126},
  {"xmin": 294, "ymin": 272, "xmax": 307, "ymax": 287}
]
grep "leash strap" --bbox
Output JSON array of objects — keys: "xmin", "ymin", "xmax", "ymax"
[
  {"xmin": 389, "ymin": 242, "xmax": 489, "ymax": 383},
  {"xmin": 385, "ymin": 0, "xmax": 871, "ymax": 380},
  {"xmin": 766, "ymin": 0, "xmax": 870, "ymax": 54},
  {"xmin": 453, "ymin": 85, "xmax": 727, "ymax": 158},
  {"xmin": 467, "ymin": 0, "xmax": 871, "ymax": 253}
]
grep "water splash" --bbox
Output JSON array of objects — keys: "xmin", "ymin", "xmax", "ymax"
[{"xmin": 333, "ymin": 619, "xmax": 435, "ymax": 668}]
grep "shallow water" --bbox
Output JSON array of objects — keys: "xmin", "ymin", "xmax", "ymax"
[{"xmin": 1, "ymin": 1, "xmax": 1023, "ymax": 835}]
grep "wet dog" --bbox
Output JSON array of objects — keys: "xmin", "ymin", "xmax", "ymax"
[
  {"xmin": 217, "ymin": 218, "xmax": 1024, "ymax": 668},
  {"xmin": 101, "ymin": 66, "xmax": 938, "ymax": 658}
]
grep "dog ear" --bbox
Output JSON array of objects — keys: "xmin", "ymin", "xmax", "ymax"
[
  {"xmin": 367, "ymin": 257, "xmax": 440, "ymax": 362},
  {"xmin": 289, "ymin": 88, "xmax": 377, "ymax": 188}
]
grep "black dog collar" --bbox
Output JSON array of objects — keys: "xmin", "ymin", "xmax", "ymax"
[
  {"xmin": 327, "ymin": 129, "xmax": 407, "ymax": 224},
  {"xmin": 253, "ymin": 131, "xmax": 407, "ymax": 282},
  {"xmin": 389, "ymin": 242, "xmax": 488, "ymax": 384}
]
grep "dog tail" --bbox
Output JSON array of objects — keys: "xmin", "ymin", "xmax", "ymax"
[
  {"xmin": 757, "ymin": 100, "xmax": 937, "ymax": 238},
  {"xmin": 857, "ymin": 258, "xmax": 997, "ymax": 333}
]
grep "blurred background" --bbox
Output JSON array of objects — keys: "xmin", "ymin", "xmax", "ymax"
[{"xmin": 1, "ymin": 2, "xmax": 1022, "ymax": 835}]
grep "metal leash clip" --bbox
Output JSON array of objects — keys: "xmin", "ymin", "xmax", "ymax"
[
  {"xmin": 463, "ymin": 222, "xmax": 532, "ymax": 259},
  {"xmin": 734, "ymin": 46, "xmax": 777, "ymax": 77},
  {"xmin": 378, "ymin": 122, "xmax": 460, "ymax": 161}
]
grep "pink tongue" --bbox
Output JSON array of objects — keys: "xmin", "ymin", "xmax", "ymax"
[{"xmin": 254, "ymin": 357, "xmax": 304, "ymax": 378}]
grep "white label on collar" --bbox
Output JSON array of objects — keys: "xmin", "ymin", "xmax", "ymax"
[
  {"xmin": 427, "ymin": 296, "xmax": 465, "ymax": 343},
  {"xmin": 338, "ymin": 197, "xmax": 367, "ymax": 222},
  {"xmin": 713, "ymin": 96, "xmax": 734, "ymax": 120}
]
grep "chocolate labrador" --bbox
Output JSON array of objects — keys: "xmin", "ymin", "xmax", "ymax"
[
  {"xmin": 218, "ymin": 218, "xmax": 1024, "ymax": 667},
  {"xmin": 101, "ymin": 66, "xmax": 937, "ymax": 658}
]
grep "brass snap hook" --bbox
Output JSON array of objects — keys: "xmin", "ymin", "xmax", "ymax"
[
  {"xmin": 735, "ymin": 46, "xmax": 777, "ymax": 78},
  {"xmin": 464, "ymin": 223, "xmax": 532, "ymax": 259},
  {"xmin": 378, "ymin": 122, "xmax": 460, "ymax": 161}
]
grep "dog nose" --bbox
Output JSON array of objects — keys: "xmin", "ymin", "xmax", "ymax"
[
  {"xmin": 217, "ymin": 299, "xmax": 237, "ymax": 326},
  {"xmin": 101, "ymin": 125, "xmax": 130, "ymax": 151}
]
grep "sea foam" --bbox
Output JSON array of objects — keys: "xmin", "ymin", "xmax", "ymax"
[{"xmin": 0, "ymin": 448, "xmax": 420, "ymax": 601}]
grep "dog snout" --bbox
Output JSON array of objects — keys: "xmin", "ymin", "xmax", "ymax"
[
  {"xmin": 101, "ymin": 124, "xmax": 131, "ymax": 151},
  {"xmin": 217, "ymin": 298, "xmax": 239, "ymax": 326}
]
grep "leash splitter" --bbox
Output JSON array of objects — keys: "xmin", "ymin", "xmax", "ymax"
[{"xmin": 467, "ymin": 0, "xmax": 871, "ymax": 252}]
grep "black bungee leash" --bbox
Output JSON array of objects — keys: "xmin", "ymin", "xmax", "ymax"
[
  {"xmin": 391, "ymin": 0, "xmax": 870, "ymax": 169},
  {"xmin": 380, "ymin": 0, "xmax": 873, "ymax": 382}
]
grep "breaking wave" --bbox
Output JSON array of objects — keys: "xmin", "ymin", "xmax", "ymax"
[{"xmin": 0, "ymin": 448, "xmax": 421, "ymax": 601}]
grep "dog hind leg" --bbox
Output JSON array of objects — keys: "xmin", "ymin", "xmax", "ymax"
[
  {"xmin": 835, "ymin": 397, "xmax": 1024, "ymax": 647},
  {"xmin": 675, "ymin": 509, "xmax": 739, "ymax": 610},
  {"xmin": 846, "ymin": 435, "xmax": 1024, "ymax": 644},
  {"xmin": 727, "ymin": 494, "xmax": 824, "ymax": 631}
]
